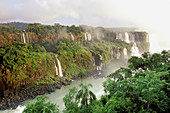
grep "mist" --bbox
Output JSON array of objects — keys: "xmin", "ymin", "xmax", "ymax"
[{"xmin": 0, "ymin": 0, "xmax": 170, "ymax": 52}]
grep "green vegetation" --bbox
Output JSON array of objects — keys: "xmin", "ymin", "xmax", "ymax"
[
  {"xmin": 22, "ymin": 50, "xmax": 169, "ymax": 113},
  {"xmin": 0, "ymin": 42, "xmax": 56, "ymax": 93},
  {"xmin": 63, "ymin": 83, "xmax": 96, "ymax": 113},
  {"xmin": 23, "ymin": 95, "xmax": 59, "ymax": 113},
  {"xmin": 0, "ymin": 23, "xmax": 151, "ymax": 110},
  {"xmin": 61, "ymin": 50, "xmax": 169, "ymax": 113}
]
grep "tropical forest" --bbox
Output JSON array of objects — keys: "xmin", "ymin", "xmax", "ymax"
[{"xmin": 0, "ymin": 22, "xmax": 169, "ymax": 113}]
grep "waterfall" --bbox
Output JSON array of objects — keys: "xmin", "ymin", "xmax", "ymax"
[
  {"xmin": 146, "ymin": 34, "xmax": 149, "ymax": 42},
  {"xmin": 56, "ymin": 58, "xmax": 63, "ymax": 77},
  {"xmin": 117, "ymin": 48, "xmax": 120, "ymax": 59},
  {"xmin": 131, "ymin": 34, "xmax": 135, "ymax": 43},
  {"xmin": 123, "ymin": 48, "xmax": 128, "ymax": 59},
  {"xmin": 118, "ymin": 33, "xmax": 123, "ymax": 41},
  {"xmin": 55, "ymin": 55, "xmax": 63, "ymax": 77},
  {"xmin": 92, "ymin": 56, "xmax": 95, "ymax": 66},
  {"xmin": 124, "ymin": 32, "xmax": 130, "ymax": 43},
  {"xmin": 88, "ymin": 33, "xmax": 92, "ymax": 41},
  {"xmin": 54, "ymin": 60, "xmax": 59, "ymax": 76},
  {"xmin": 116, "ymin": 32, "xmax": 119, "ymax": 39},
  {"xmin": 129, "ymin": 33, "xmax": 140, "ymax": 56},
  {"xmin": 85, "ymin": 32, "xmax": 87, "ymax": 40},
  {"xmin": 96, "ymin": 55, "xmax": 102, "ymax": 70},
  {"xmin": 85, "ymin": 32, "xmax": 92, "ymax": 41},
  {"xmin": 26, "ymin": 33, "xmax": 29, "ymax": 43},
  {"xmin": 70, "ymin": 32, "xmax": 74, "ymax": 40},
  {"xmin": 99, "ymin": 55, "xmax": 102, "ymax": 70},
  {"xmin": 131, "ymin": 43, "xmax": 139, "ymax": 56},
  {"xmin": 22, "ymin": 33, "xmax": 26, "ymax": 43}
]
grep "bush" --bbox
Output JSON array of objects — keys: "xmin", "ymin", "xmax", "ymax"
[{"xmin": 23, "ymin": 95, "xmax": 59, "ymax": 113}]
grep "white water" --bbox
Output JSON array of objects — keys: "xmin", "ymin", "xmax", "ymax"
[
  {"xmin": 131, "ymin": 34, "xmax": 135, "ymax": 43},
  {"xmin": 22, "ymin": 33, "xmax": 26, "ymax": 43},
  {"xmin": 116, "ymin": 32, "xmax": 130, "ymax": 44},
  {"xmin": 56, "ymin": 56, "xmax": 63, "ymax": 77},
  {"xmin": 26, "ymin": 33, "xmax": 29, "ymax": 43},
  {"xmin": 146, "ymin": 34, "xmax": 149, "ymax": 43},
  {"xmin": 88, "ymin": 33, "xmax": 92, "ymax": 41},
  {"xmin": 118, "ymin": 33, "xmax": 123, "ymax": 41},
  {"xmin": 85, "ymin": 32, "xmax": 87, "ymax": 40},
  {"xmin": 117, "ymin": 47, "xmax": 120, "ymax": 59},
  {"xmin": 54, "ymin": 60, "xmax": 59, "ymax": 76},
  {"xmin": 124, "ymin": 32, "xmax": 130, "ymax": 43},
  {"xmin": 85, "ymin": 32, "xmax": 92, "ymax": 41},
  {"xmin": 123, "ymin": 48, "xmax": 128, "ymax": 59},
  {"xmin": 116, "ymin": 32, "xmax": 119, "ymax": 39},
  {"xmin": 131, "ymin": 42, "xmax": 140, "ymax": 56},
  {"xmin": 70, "ymin": 33, "xmax": 74, "ymax": 41}
]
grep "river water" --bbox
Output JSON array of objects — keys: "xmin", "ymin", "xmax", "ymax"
[{"xmin": 0, "ymin": 60, "xmax": 127, "ymax": 113}]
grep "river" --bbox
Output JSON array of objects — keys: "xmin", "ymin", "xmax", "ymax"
[{"xmin": 0, "ymin": 60, "xmax": 127, "ymax": 113}]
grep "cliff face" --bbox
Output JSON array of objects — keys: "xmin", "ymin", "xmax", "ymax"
[{"xmin": 0, "ymin": 23, "xmax": 150, "ymax": 109}]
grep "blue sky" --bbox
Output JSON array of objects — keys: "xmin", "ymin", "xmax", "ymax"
[{"xmin": 0, "ymin": 0, "xmax": 170, "ymax": 51}]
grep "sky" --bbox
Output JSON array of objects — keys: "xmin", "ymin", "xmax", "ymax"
[{"xmin": 0, "ymin": 0, "xmax": 170, "ymax": 52}]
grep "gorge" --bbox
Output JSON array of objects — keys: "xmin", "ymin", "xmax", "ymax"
[{"xmin": 0, "ymin": 23, "xmax": 150, "ymax": 112}]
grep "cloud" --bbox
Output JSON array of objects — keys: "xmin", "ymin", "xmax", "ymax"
[{"xmin": 0, "ymin": 1, "xmax": 12, "ymax": 22}]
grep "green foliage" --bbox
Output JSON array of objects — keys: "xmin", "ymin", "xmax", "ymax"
[
  {"xmin": 128, "ymin": 51, "xmax": 169, "ymax": 71},
  {"xmin": 23, "ymin": 95, "xmax": 59, "ymax": 113},
  {"xmin": 0, "ymin": 42, "xmax": 55, "ymax": 91},
  {"xmin": 77, "ymin": 71, "xmax": 86, "ymax": 82},
  {"xmin": 76, "ymin": 83, "xmax": 96, "ymax": 106},
  {"xmin": 103, "ymin": 50, "xmax": 170, "ymax": 112},
  {"xmin": 63, "ymin": 87, "xmax": 80, "ymax": 113},
  {"xmin": 63, "ymin": 83, "xmax": 96, "ymax": 113}
]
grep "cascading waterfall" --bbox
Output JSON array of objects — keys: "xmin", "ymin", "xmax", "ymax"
[
  {"xmin": 85, "ymin": 32, "xmax": 92, "ymax": 41},
  {"xmin": 116, "ymin": 32, "xmax": 140, "ymax": 57},
  {"xmin": 55, "ymin": 55, "xmax": 63, "ymax": 77},
  {"xmin": 85, "ymin": 32, "xmax": 87, "ymax": 40},
  {"xmin": 54, "ymin": 60, "xmax": 59, "ymax": 76},
  {"xmin": 96, "ymin": 55, "xmax": 102, "ymax": 71},
  {"xmin": 124, "ymin": 32, "xmax": 130, "ymax": 43},
  {"xmin": 70, "ymin": 32, "xmax": 75, "ymax": 41},
  {"xmin": 123, "ymin": 48, "xmax": 128, "ymax": 59},
  {"xmin": 99, "ymin": 55, "xmax": 102, "ymax": 70},
  {"xmin": 131, "ymin": 43, "xmax": 139, "ymax": 56},
  {"xmin": 88, "ymin": 33, "xmax": 92, "ymax": 41},
  {"xmin": 117, "ymin": 48, "xmax": 120, "ymax": 59},
  {"xmin": 56, "ymin": 57, "xmax": 63, "ymax": 77},
  {"xmin": 130, "ymin": 34, "xmax": 140, "ymax": 56},
  {"xmin": 118, "ymin": 33, "xmax": 123, "ymax": 41},
  {"xmin": 22, "ymin": 33, "xmax": 26, "ymax": 43},
  {"xmin": 131, "ymin": 34, "xmax": 135, "ymax": 42},
  {"xmin": 116, "ymin": 32, "xmax": 119, "ymax": 39},
  {"xmin": 146, "ymin": 34, "xmax": 149, "ymax": 43},
  {"xmin": 26, "ymin": 33, "xmax": 29, "ymax": 43}
]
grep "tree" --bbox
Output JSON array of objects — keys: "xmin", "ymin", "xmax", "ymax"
[
  {"xmin": 77, "ymin": 72, "xmax": 86, "ymax": 82},
  {"xmin": 23, "ymin": 95, "xmax": 59, "ymax": 113},
  {"xmin": 63, "ymin": 83, "xmax": 96, "ymax": 113},
  {"xmin": 103, "ymin": 50, "xmax": 170, "ymax": 112},
  {"xmin": 75, "ymin": 83, "xmax": 96, "ymax": 107},
  {"xmin": 63, "ymin": 87, "xmax": 80, "ymax": 113}
]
